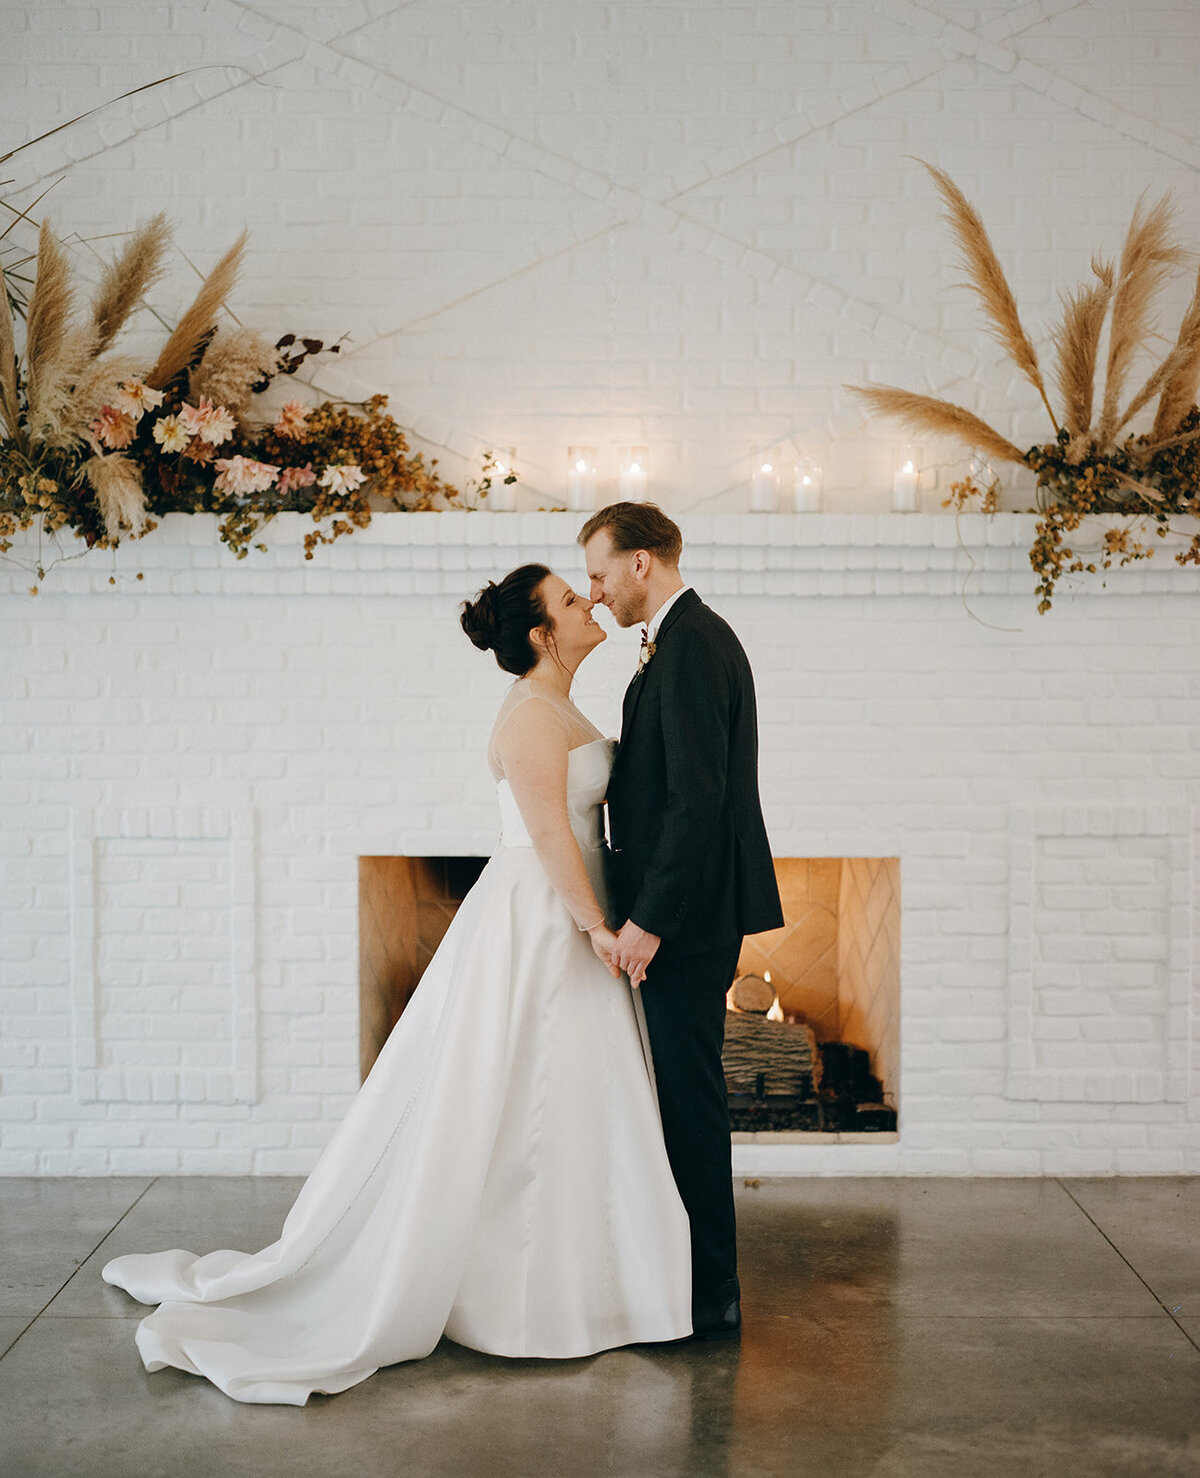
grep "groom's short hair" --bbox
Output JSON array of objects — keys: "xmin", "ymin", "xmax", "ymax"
[{"xmin": 577, "ymin": 503, "xmax": 682, "ymax": 566}]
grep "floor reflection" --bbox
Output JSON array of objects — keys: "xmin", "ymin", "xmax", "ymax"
[{"xmin": 732, "ymin": 1193, "xmax": 900, "ymax": 1472}]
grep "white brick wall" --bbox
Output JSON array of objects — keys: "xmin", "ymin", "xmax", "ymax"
[
  {"xmin": 3, "ymin": 514, "xmax": 1200, "ymax": 1176},
  {"xmin": 8, "ymin": 1, "xmax": 1200, "ymax": 508},
  {"xmin": 6, "ymin": 2, "xmax": 1200, "ymax": 1173}
]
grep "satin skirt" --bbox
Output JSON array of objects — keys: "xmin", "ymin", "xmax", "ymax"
[{"xmin": 102, "ymin": 845, "xmax": 692, "ymax": 1405}]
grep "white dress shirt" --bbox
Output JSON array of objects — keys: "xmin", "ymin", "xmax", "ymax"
[{"xmin": 644, "ymin": 584, "xmax": 692, "ymax": 645}]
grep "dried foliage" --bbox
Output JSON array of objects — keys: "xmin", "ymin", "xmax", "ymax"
[
  {"xmin": 849, "ymin": 386, "xmax": 1025, "ymax": 469},
  {"xmin": 1098, "ymin": 193, "xmax": 1184, "ymax": 444},
  {"xmin": 24, "ymin": 326, "xmax": 99, "ymax": 444},
  {"xmin": 146, "ymin": 230, "xmax": 247, "ymax": 392},
  {"xmin": 943, "ymin": 473, "xmax": 998, "ymax": 515},
  {"xmin": 84, "ymin": 452, "xmax": 149, "ymax": 539},
  {"xmin": 43, "ymin": 350, "xmax": 144, "ymax": 450},
  {"xmin": 91, "ymin": 213, "xmax": 171, "ymax": 354},
  {"xmin": 24, "ymin": 222, "xmax": 78, "ymax": 433},
  {"xmin": 0, "ymin": 259, "xmax": 19, "ymax": 441},
  {"xmin": 1052, "ymin": 258, "xmax": 1113, "ymax": 438},
  {"xmin": 920, "ymin": 161, "xmax": 1058, "ymax": 431},
  {"xmin": 189, "ymin": 328, "xmax": 281, "ymax": 416},
  {"xmin": 221, "ymin": 394, "xmax": 459, "ymax": 559},
  {"xmin": 850, "ymin": 165, "xmax": 1200, "ymax": 611},
  {"xmin": 1152, "ymin": 264, "xmax": 1200, "ymax": 441},
  {"xmin": 1, "ymin": 213, "xmax": 473, "ymax": 587}
]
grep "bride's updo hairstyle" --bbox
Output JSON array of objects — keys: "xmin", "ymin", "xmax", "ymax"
[{"xmin": 460, "ymin": 563, "xmax": 552, "ymax": 676}]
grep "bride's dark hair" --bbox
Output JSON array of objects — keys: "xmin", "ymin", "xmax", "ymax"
[{"xmin": 460, "ymin": 563, "xmax": 552, "ymax": 676}]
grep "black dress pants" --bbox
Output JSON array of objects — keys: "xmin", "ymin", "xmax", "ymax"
[{"xmin": 638, "ymin": 939, "xmax": 742, "ymax": 1301}]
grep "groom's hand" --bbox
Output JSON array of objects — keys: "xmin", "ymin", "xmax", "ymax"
[{"xmin": 614, "ymin": 920, "xmax": 661, "ymax": 989}]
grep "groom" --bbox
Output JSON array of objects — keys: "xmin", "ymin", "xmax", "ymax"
[{"xmin": 579, "ymin": 503, "xmax": 783, "ymax": 1339}]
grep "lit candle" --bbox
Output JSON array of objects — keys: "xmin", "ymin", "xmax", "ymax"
[
  {"xmin": 750, "ymin": 450, "xmax": 779, "ymax": 512},
  {"xmin": 793, "ymin": 458, "xmax": 822, "ymax": 512},
  {"xmin": 566, "ymin": 447, "xmax": 597, "ymax": 511},
  {"xmin": 618, "ymin": 446, "xmax": 648, "ymax": 501},
  {"xmin": 892, "ymin": 444, "xmax": 920, "ymax": 512},
  {"xmin": 487, "ymin": 447, "xmax": 517, "ymax": 511}
]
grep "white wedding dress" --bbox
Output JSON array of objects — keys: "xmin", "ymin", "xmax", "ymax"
[{"xmin": 102, "ymin": 690, "xmax": 692, "ymax": 1405}]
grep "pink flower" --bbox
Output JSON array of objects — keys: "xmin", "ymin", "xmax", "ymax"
[
  {"xmin": 179, "ymin": 397, "xmax": 236, "ymax": 447},
  {"xmin": 90, "ymin": 406, "xmax": 138, "ymax": 450},
  {"xmin": 213, "ymin": 456, "xmax": 280, "ymax": 496},
  {"xmin": 273, "ymin": 400, "xmax": 310, "ymax": 438},
  {"xmin": 318, "ymin": 463, "xmax": 367, "ymax": 495},
  {"xmin": 277, "ymin": 463, "xmax": 317, "ymax": 495},
  {"xmin": 151, "ymin": 414, "xmax": 190, "ymax": 454},
  {"xmin": 114, "ymin": 379, "xmax": 165, "ymax": 418}
]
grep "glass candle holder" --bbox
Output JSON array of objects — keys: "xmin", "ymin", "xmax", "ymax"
[
  {"xmin": 486, "ymin": 447, "xmax": 517, "ymax": 511},
  {"xmin": 566, "ymin": 447, "xmax": 598, "ymax": 511},
  {"xmin": 617, "ymin": 446, "xmax": 648, "ymax": 502},
  {"xmin": 891, "ymin": 443, "xmax": 921, "ymax": 512},
  {"xmin": 750, "ymin": 448, "xmax": 780, "ymax": 512},
  {"xmin": 793, "ymin": 457, "xmax": 823, "ymax": 512}
]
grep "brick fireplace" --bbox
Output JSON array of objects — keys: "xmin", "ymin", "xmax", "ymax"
[
  {"xmin": 3, "ymin": 511, "xmax": 1199, "ymax": 1176},
  {"xmin": 358, "ymin": 853, "xmax": 900, "ymax": 1140}
]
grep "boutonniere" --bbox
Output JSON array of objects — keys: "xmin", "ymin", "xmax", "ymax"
[{"xmin": 636, "ymin": 628, "xmax": 656, "ymax": 676}]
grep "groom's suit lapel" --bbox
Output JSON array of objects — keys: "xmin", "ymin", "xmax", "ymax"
[{"xmin": 620, "ymin": 589, "xmax": 701, "ymax": 737}]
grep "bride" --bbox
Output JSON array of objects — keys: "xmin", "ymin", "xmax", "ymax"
[{"xmin": 101, "ymin": 563, "xmax": 693, "ymax": 1405}]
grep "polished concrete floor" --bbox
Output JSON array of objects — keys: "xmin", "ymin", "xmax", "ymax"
[{"xmin": 0, "ymin": 1176, "xmax": 1197, "ymax": 1478}]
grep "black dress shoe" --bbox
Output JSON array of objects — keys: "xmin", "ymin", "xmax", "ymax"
[{"xmin": 691, "ymin": 1280, "xmax": 741, "ymax": 1340}]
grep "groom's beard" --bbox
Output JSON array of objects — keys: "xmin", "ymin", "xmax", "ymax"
[{"xmin": 607, "ymin": 591, "xmax": 645, "ymax": 629}]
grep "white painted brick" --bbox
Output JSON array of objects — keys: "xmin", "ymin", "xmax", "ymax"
[{"xmin": 5, "ymin": 3, "xmax": 1200, "ymax": 1176}]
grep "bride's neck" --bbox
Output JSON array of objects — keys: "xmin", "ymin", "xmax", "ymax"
[{"xmin": 526, "ymin": 658, "xmax": 576, "ymax": 699}]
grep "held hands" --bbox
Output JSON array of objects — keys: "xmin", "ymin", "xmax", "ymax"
[
  {"xmin": 613, "ymin": 919, "xmax": 661, "ymax": 990},
  {"xmin": 586, "ymin": 922, "xmax": 622, "ymax": 979}
]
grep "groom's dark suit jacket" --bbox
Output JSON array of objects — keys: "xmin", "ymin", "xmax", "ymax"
[{"xmin": 606, "ymin": 589, "xmax": 783, "ymax": 952}]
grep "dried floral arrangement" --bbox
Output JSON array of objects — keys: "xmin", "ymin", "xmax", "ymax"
[
  {"xmin": 0, "ymin": 215, "xmax": 512, "ymax": 588},
  {"xmin": 850, "ymin": 163, "xmax": 1200, "ymax": 611}
]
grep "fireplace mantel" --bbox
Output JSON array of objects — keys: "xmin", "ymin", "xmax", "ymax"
[{"xmin": 4, "ymin": 511, "xmax": 1199, "ymax": 600}]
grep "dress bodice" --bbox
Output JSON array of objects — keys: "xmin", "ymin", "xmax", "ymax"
[{"xmin": 496, "ymin": 737, "xmax": 616, "ymax": 853}]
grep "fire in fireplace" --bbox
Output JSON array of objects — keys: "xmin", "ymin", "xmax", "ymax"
[{"xmin": 726, "ymin": 858, "xmax": 900, "ymax": 1135}]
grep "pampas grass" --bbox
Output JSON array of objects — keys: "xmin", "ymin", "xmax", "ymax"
[
  {"xmin": 147, "ymin": 230, "xmax": 246, "ymax": 391},
  {"xmin": 1052, "ymin": 258, "xmax": 1113, "ymax": 438},
  {"xmin": 848, "ymin": 385, "xmax": 1025, "ymax": 469},
  {"xmin": 24, "ymin": 326, "xmax": 100, "ymax": 444},
  {"xmin": 83, "ymin": 452, "xmax": 148, "ymax": 538},
  {"xmin": 1114, "ymin": 337, "xmax": 1197, "ymax": 441},
  {"xmin": 1097, "ymin": 193, "xmax": 1184, "ymax": 444},
  {"xmin": 920, "ymin": 160, "xmax": 1059, "ymax": 432},
  {"xmin": 3, "ymin": 215, "xmax": 252, "ymax": 453},
  {"xmin": 189, "ymin": 327, "xmax": 280, "ymax": 416},
  {"xmin": 0, "ymin": 259, "xmax": 19, "ymax": 442},
  {"xmin": 90, "ymin": 212, "xmax": 171, "ymax": 355},
  {"xmin": 24, "ymin": 222, "xmax": 77, "ymax": 432},
  {"xmin": 44, "ymin": 351, "xmax": 144, "ymax": 450},
  {"xmin": 852, "ymin": 167, "xmax": 1200, "ymax": 477},
  {"xmin": 1151, "ymin": 264, "xmax": 1200, "ymax": 442}
]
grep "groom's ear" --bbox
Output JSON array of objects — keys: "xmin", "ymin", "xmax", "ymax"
[{"xmin": 631, "ymin": 549, "xmax": 652, "ymax": 580}]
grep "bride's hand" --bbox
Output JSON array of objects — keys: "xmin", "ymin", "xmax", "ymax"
[{"xmin": 586, "ymin": 923, "xmax": 621, "ymax": 979}]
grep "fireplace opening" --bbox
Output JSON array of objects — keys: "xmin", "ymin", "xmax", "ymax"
[
  {"xmin": 358, "ymin": 855, "xmax": 486, "ymax": 1080},
  {"xmin": 725, "ymin": 859, "xmax": 900, "ymax": 1137},
  {"xmin": 359, "ymin": 855, "xmax": 900, "ymax": 1140}
]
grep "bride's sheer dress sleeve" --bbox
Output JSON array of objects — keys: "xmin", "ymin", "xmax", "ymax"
[{"xmin": 489, "ymin": 687, "xmax": 607, "ymax": 932}]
